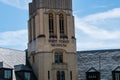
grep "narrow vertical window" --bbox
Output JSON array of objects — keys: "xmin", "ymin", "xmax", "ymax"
[
  {"xmin": 59, "ymin": 53, "xmax": 63, "ymax": 63},
  {"xmin": 4, "ymin": 70, "xmax": 12, "ymax": 79},
  {"xmin": 57, "ymin": 71, "xmax": 60, "ymax": 80},
  {"xmin": 61, "ymin": 71, "xmax": 65, "ymax": 80},
  {"xmin": 70, "ymin": 71, "xmax": 72, "ymax": 80},
  {"xmin": 48, "ymin": 71, "xmax": 50, "ymax": 80},
  {"xmin": 49, "ymin": 13, "xmax": 54, "ymax": 38},
  {"xmin": 29, "ymin": 19, "xmax": 32, "ymax": 42},
  {"xmin": 55, "ymin": 53, "xmax": 59, "ymax": 63},
  {"xmin": 24, "ymin": 72, "xmax": 31, "ymax": 80},
  {"xmin": 31, "ymin": 54, "xmax": 35, "ymax": 64},
  {"xmin": 59, "ymin": 13, "xmax": 64, "ymax": 36},
  {"xmin": 33, "ymin": 16, "xmax": 36, "ymax": 40}
]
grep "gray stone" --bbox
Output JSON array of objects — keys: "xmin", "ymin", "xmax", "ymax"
[{"xmin": 77, "ymin": 49, "xmax": 120, "ymax": 80}]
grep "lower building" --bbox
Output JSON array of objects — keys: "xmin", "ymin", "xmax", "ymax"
[
  {"xmin": 0, "ymin": 48, "xmax": 37, "ymax": 80},
  {"xmin": 0, "ymin": 47, "xmax": 120, "ymax": 80},
  {"xmin": 77, "ymin": 49, "xmax": 120, "ymax": 80},
  {"xmin": 0, "ymin": 47, "xmax": 25, "ymax": 80}
]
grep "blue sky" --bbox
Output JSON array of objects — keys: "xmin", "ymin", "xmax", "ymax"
[{"xmin": 0, "ymin": 0, "xmax": 120, "ymax": 51}]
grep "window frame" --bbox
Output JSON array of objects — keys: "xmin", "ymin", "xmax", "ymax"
[
  {"xmin": 49, "ymin": 13, "xmax": 54, "ymax": 35},
  {"xmin": 32, "ymin": 16, "xmax": 36, "ymax": 40},
  {"xmin": 54, "ymin": 52, "xmax": 63, "ymax": 63},
  {"xmin": 59, "ymin": 13, "xmax": 65, "ymax": 35},
  {"xmin": 4, "ymin": 69, "xmax": 12, "ymax": 79},
  {"xmin": 48, "ymin": 12, "xmax": 57, "ymax": 38},
  {"xmin": 48, "ymin": 71, "xmax": 50, "ymax": 80},
  {"xmin": 70, "ymin": 71, "xmax": 72, "ymax": 80},
  {"xmin": 57, "ymin": 71, "xmax": 65, "ymax": 80},
  {"xmin": 59, "ymin": 13, "xmax": 67, "ymax": 39},
  {"xmin": 112, "ymin": 71, "xmax": 120, "ymax": 80},
  {"xmin": 30, "ymin": 54, "xmax": 35, "ymax": 64},
  {"xmin": 24, "ymin": 72, "xmax": 31, "ymax": 80},
  {"xmin": 86, "ymin": 72, "xmax": 100, "ymax": 80}
]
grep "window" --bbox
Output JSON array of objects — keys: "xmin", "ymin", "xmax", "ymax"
[
  {"xmin": 61, "ymin": 71, "xmax": 65, "ymax": 80},
  {"xmin": 54, "ymin": 52, "xmax": 63, "ymax": 63},
  {"xmin": 70, "ymin": 71, "xmax": 72, "ymax": 80},
  {"xmin": 59, "ymin": 13, "xmax": 65, "ymax": 36},
  {"xmin": 49, "ymin": 13, "xmax": 55, "ymax": 38},
  {"xmin": 4, "ymin": 70, "xmax": 12, "ymax": 79},
  {"xmin": 112, "ymin": 71, "xmax": 120, "ymax": 80},
  {"xmin": 33, "ymin": 16, "xmax": 36, "ymax": 40},
  {"xmin": 57, "ymin": 71, "xmax": 65, "ymax": 80},
  {"xmin": 57, "ymin": 71, "xmax": 60, "ymax": 80},
  {"xmin": 59, "ymin": 13, "xmax": 67, "ymax": 38},
  {"xmin": 29, "ymin": 19, "xmax": 32, "ymax": 42},
  {"xmin": 24, "ymin": 72, "xmax": 31, "ymax": 80},
  {"xmin": 30, "ymin": 54, "xmax": 35, "ymax": 64},
  {"xmin": 86, "ymin": 72, "xmax": 100, "ymax": 80},
  {"xmin": 48, "ymin": 71, "xmax": 50, "ymax": 80}
]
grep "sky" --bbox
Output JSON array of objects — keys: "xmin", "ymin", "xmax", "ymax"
[{"xmin": 0, "ymin": 0, "xmax": 120, "ymax": 51}]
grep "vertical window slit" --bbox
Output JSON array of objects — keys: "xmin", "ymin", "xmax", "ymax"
[
  {"xmin": 48, "ymin": 71, "xmax": 50, "ymax": 80},
  {"xmin": 70, "ymin": 71, "xmax": 72, "ymax": 80}
]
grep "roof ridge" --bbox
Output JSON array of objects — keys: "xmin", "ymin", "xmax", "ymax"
[
  {"xmin": 0, "ymin": 47, "xmax": 25, "ymax": 52},
  {"xmin": 77, "ymin": 48, "xmax": 120, "ymax": 53}
]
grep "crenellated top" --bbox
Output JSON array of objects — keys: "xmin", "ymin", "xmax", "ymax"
[{"xmin": 29, "ymin": 0, "xmax": 72, "ymax": 15}]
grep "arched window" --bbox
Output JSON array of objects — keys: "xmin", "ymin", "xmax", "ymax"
[
  {"xmin": 49, "ymin": 13, "xmax": 55, "ymax": 38},
  {"xmin": 57, "ymin": 71, "xmax": 65, "ymax": 80},
  {"xmin": 59, "ymin": 13, "xmax": 64, "ymax": 36},
  {"xmin": 59, "ymin": 13, "xmax": 67, "ymax": 38}
]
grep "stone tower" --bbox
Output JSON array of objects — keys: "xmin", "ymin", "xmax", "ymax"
[{"xmin": 28, "ymin": 0, "xmax": 77, "ymax": 80}]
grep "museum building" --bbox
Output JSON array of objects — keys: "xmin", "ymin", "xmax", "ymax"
[{"xmin": 0, "ymin": 0, "xmax": 120, "ymax": 80}]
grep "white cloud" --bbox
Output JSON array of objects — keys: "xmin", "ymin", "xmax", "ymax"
[
  {"xmin": 77, "ymin": 41, "xmax": 120, "ymax": 51},
  {"xmin": 0, "ymin": 0, "xmax": 31, "ymax": 9},
  {"xmin": 0, "ymin": 1, "xmax": 120, "ymax": 51},
  {"xmin": 76, "ymin": 19, "xmax": 120, "ymax": 40},
  {"xmin": 75, "ymin": 8, "xmax": 120, "ymax": 50},
  {"xmin": 82, "ymin": 8, "xmax": 120, "ymax": 22},
  {"xmin": 75, "ymin": 8, "xmax": 120, "ymax": 40},
  {"xmin": 0, "ymin": 29, "xmax": 28, "ymax": 50},
  {"xmin": 94, "ymin": 5, "xmax": 108, "ymax": 8}
]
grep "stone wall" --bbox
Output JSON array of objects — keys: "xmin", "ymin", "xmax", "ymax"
[{"xmin": 29, "ymin": 0, "xmax": 72, "ymax": 15}]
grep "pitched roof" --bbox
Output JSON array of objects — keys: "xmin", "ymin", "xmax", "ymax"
[{"xmin": 0, "ymin": 47, "xmax": 26, "ymax": 80}]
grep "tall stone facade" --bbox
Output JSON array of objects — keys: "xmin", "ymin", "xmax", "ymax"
[
  {"xmin": 28, "ymin": 0, "xmax": 77, "ymax": 80},
  {"xmin": 77, "ymin": 49, "xmax": 120, "ymax": 80}
]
